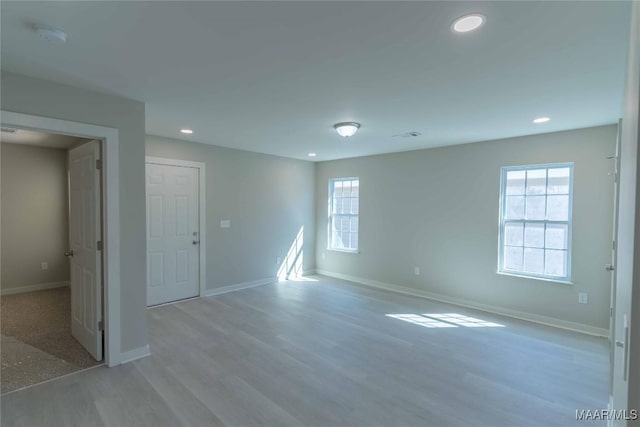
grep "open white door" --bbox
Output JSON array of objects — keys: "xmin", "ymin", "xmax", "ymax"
[{"xmin": 68, "ymin": 140, "xmax": 103, "ymax": 361}]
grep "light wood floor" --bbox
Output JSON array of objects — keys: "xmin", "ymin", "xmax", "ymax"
[{"xmin": 0, "ymin": 275, "xmax": 609, "ymax": 426}]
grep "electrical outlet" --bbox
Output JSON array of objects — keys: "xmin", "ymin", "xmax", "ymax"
[
  {"xmin": 41, "ymin": 262, "xmax": 48, "ymax": 270},
  {"xmin": 220, "ymin": 219, "xmax": 231, "ymax": 229},
  {"xmin": 578, "ymin": 292, "xmax": 588, "ymax": 304},
  {"xmin": 414, "ymin": 266, "xmax": 421, "ymax": 276}
]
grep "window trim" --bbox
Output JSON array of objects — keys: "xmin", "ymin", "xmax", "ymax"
[
  {"xmin": 497, "ymin": 162, "xmax": 574, "ymax": 283},
  {"xmin": 328, "ymin": 177, "xmax": 360, "ymax": 253}
]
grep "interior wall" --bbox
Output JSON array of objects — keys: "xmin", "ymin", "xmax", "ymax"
[
  {"xmin": 316, "ymin": 125, "xmax": 617, "ymax": 333},
  {"xmin": 146, "ymin": 135, "xmax": 316, "ymax": 291},
  {"xmin": 0, "ymin": 71, "xmax": 147, "ymax": 354},
  {"xmin": 1, "ymin": 143, "xmax": 70, "ymax": 292}
]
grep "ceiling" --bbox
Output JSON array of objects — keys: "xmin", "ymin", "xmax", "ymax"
[
  {"xmin": 0, "ymin": 1, "xmax": 631, "ymax": 161},
  {"xmin": 0, "ymin": 128, "xmax": 90, "ymax": 149}
]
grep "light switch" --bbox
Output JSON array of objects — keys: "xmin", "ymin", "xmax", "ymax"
[
  {"xmin": 220, "ymin": 219, "xmax": 231, "ymax": 229},
  {"xmin": 578, "ymin": 292, "xmax": 588, "ymax": 304}
]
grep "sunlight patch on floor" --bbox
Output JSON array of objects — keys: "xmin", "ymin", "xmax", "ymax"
[{"xmin": 386, "ymin": 313, "xmax": 504, "ymax": 329}]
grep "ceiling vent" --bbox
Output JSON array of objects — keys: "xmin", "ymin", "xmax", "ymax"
[
  {"xmin": 0, "ymin": 127, "xmax": 17, "ymax": 133},
  {"xmin": 392, "ymin": 131, "xmax": 422, "ymax": 138}
]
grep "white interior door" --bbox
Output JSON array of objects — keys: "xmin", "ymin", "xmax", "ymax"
[
  {"xmin": 146, "ymin": 162, "xmax": 200, "ymax": 306},
  {"xmin": 609, "ymin": 122, "xmax": 621, "ymax": 400},
  {"xmin": 68, "ymin": 140, "xmax": 103, "ymax": 361}
]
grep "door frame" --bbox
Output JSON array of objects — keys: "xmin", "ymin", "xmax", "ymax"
[
  {"xmin": 1, "ymin": 110, "xmax": 121, "ymax": 367},
  {"xmin": 145, "ymin": 156, "xmax": 207, "ymax": 300}
]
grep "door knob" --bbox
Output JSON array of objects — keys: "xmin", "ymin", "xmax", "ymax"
[
  {"xmin": 64, "ymin": 250, "xmax": 74, "ymax": 257},
  {"xmin": 605, "ymin": 264, "xmax": 615, "ymax": 271},
  {"xmin": 192, "ymin": 240, "xmax": 200, "ymax": 245}
]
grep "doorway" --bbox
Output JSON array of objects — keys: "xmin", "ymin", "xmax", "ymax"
[
  {"xmin": 0, "ymin": 129, "xmax": 103, "ymax": 393},
  {"xmin": 1, "ymin": 110, "xmax": 122, "ymax": 371},
  {"xmin": 145, "ymin": 157, "xmax": 206, "ymax": 306}
]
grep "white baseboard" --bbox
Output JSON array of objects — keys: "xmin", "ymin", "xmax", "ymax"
[
  {"xmin": 204, "ymin": 276, "xmax": 277, "ymax": 297},
  {"xmin": 316, "ymin": 270, "xmax": 609, "ymax": 338},
  {"xmin": 0, "ymin": 281, "xmax": 70, "ymax": 296},
  {"xmin": 120, "ymin": 345, "xmax": 150, "ymax": 364}
]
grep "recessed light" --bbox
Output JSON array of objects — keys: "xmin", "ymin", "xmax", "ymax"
[
  {"xmin": 308, "ymin": 153, "xmax": 317, "ymax": 157},
  {"xmin": 334, "ymin": 122, "xmax": 361, "ymax": 138},
  {"xmin": 180, "ymin": 129, "xmax": 194, "ymax": 134},
  {"xmin": 533, "ymin": 117, "xmax": 551, "ymax": 124},
  {"xmin": 451, "ymin": 14, "xmax": 486, "ymax": 33},
  {"xmin": 35, "ymin": 24, "xmax": 68, "ymax": 44}
]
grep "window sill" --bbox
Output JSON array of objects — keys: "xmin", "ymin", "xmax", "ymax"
[
  {"xmin": 327, "ymin": 248, "xmax": 360, "ymax": 254},
  {"xmin": 496, "ymin": 270, "xmax": 573, "ymax": 285}
]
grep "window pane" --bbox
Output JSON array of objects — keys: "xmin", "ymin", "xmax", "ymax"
[
  {"xmin": 525, "ymin": 196, "xmax": 545, "ymax": 220},
  {"xmin": 342, "ymin": 180, "xmax": 351, "ymax": 194},
  {"xmin": 523, "ymin": 248, "xmax": 544, "ymax": 274},
  {"xmin": 341, "ymin": 216, "xmax": 350, "ymax": 232},
  {"xmin": 547, "ymin": 195, "xmax": 569, "ymax": 221},
  {"xmin": 504, "ymin": 246, "xmax": 523, "ymax": 270},
  {"xmin": 526, "ymin": 169, "xmax": 547, "ymax": 195},
  {"xmin": 351, "ymin": 199, "xmax": 359, "ymax": 214},
  {"xmin": 505, "ymin": 223, "xmax": 524, "ymax": 246},
  {"xmin": 546, "ymin": 224, "xmax": 568, "ymax": 250},
  {"xmin": 505, "ymin": 196, "xmax": 525, "ymax": 219},
  {"xmin": 524, "ymin": 223, "xmax": 545, "ymax": 248},
  {"xmin": 332, "ymin": 230, "xmax": 344, "ymax": 249},
  {"xmin": 547, "ymin": 168, "xmax": 570, "ymax": 194},
  {"xmin": 351, "ymin": 233, "xmax": 358, "ymax": 249},
  {"xmin": 545, "ymin": 249, "xmax": 567, "ymax": 277},
  {"xmin": 350, "ymin": 217, "xmax": 358, "ymax": 232},
  {"xmin": 506, "ymin": 170, "xmax": 525, "ymax": 195},
  {"xmin": 342, "ymin": 232, "xmax": 351, "ymax": 248}
]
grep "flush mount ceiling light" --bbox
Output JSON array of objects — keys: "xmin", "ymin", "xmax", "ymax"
[
  {"xmin": 34, "ymin": 24, "xmax": 68, "ymax": 44},
  {"xmin": 334, "ymin": 122, "xmax": 360, "ymax": 138},
  {"xmin": 533, "ymin": 117, "xmax": 551, "ymax": 124},
  {"xmin": 180, "ymin": 129, "xmax": 194, "ymax": 134},
  {"xmin": 451, "ymin": 14, "xmax": 486, "ymax": 33}
]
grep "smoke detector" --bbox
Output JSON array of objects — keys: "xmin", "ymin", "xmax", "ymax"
[{"xmin": 35, "ymin": 24, "xmax": 68, "ymax": 44}]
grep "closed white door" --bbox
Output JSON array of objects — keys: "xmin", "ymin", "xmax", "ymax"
[
  {"xmin": 68, "ymin": 140, "xmax": 103, "ymax": 361},
  {"xmin": 146, "ymin": 163, "xmax": 200, "ymax": 306}
]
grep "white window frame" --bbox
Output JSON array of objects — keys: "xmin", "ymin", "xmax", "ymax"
[
  {"xmin": 497, "ymin": 162, "xmax": 574, "ymax": 283},
  {"xmin": 328, "ymin": 177, "xmax": 359, "ymax": 253}
]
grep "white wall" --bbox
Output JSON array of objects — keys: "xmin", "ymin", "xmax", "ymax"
[
  {"xmin": 1, "ymin": 71, "xmax": 147, "ymax": 353},
  {"xmin": 1, "ymin": 143, "xmax": 69, "ymax": 292},
  {"xmin": 316, "ymin": 125, "xmax": 617, "ymax": 333},
  {"xmin": 146, "ymin": 135, "xmax": 316, "ymax": 291}
]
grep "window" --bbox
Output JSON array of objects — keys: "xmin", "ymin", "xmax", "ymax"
[
  {"xmin": 498, "ymin": 163, "xmax": 573, "ymax": 282},
  {"xmin": 329, "ymin": 177, "xmax": 359, "ymax": 252}
]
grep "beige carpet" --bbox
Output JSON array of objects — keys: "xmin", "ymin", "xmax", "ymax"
[{"xmin": 1, "ymin": 287, "xmax": 102, "ymax": 393}]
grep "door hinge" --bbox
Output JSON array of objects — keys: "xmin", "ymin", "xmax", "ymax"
[
  {"xmin": 98, "ymin": 320, "xmax": 104, "ymax": 331},
  {"xmin": 611, "ymin": 307, "xmax": 614, "ymax": 318},
  {"xmin": 613, "ymin": 240, "xmax": 616, "ymax": 250},
  {"xmin": 97, "ymin": 240, "xmax": 103, "ymax": 251},
  {"xmin": 96, "ymin": 159, "xmax": 102, "ymax": 170}
]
